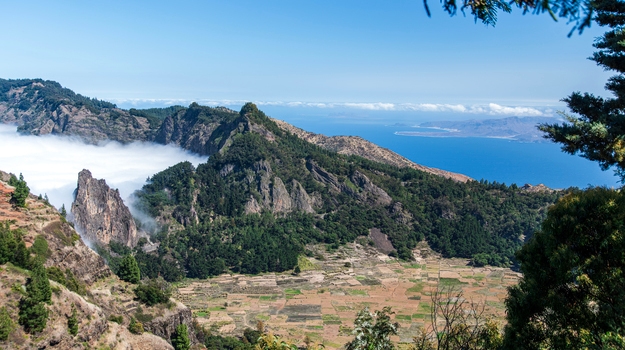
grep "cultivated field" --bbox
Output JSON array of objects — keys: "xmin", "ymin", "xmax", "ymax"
[{"xmin": 174, "ymin": 242, "xmax": 520, "ymax": 349}]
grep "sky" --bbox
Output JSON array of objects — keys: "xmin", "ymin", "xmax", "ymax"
[{"xmin": 0, "ymin": 1, "xmax": 613, "ymax": 111}]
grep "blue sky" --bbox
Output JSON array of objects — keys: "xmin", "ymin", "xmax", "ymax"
[{"xmin": 0, "ymin": 1, "xmax": 611, "ymax": 110}]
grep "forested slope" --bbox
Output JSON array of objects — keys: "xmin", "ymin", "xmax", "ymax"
[{"xmin": 135, "ymin": 103, "xmax": 561, "ymax": 279}]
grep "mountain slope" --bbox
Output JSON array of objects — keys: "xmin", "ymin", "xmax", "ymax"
[
  {"xmin": 0, "ymin": 171, "xmax": 193, "ymax": 349},
  {"xmin": 135, "ymin": 103, "xmax": 561, "ymax": 280},
  {"xmin": 0, "ymin": 78, "xmax": 471, "ymax": 182}
]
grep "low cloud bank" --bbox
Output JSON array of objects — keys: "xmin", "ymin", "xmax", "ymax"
[
  {"xmin": 113, "ymin": 98, "xmax": 555, "ymax": 117},
  {"xmin": 0, "ymin": 124, "xmax": 207, "ymax": 212}
]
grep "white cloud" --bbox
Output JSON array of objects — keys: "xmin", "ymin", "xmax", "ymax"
[
  {"xmin": 0, "ymin": 125, "xmax": 207, "ymax": 211},
  {"xmin": 110, "ymin": 98, "xmax": 554, "ymax": 117}
]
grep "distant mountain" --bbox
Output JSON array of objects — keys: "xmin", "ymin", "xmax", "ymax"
[
  {"xmin": 396, "ymin": 116, "xmax": 558, "ymax": 142},
  {"xmin": 0, "ymin": 78, "xmax": 562, "ymax": 276},
  {"xmin": 0, "ymin": 78, "xmax": 468, "ymax": 181}
]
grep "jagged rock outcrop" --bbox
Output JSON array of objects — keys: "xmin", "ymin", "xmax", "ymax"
[
  {"xmin": 143, "ymin": 301, "xmax": 198, "ymax": 345},
  {"xmin": 244, "ymin": 195, "xmax": 263, "ymax": 214},
  {"xmin": 290, "ymin": 180, "xmax": 315, "ymax": 213},
  {"xmin": 154, "ymin": 103, "xmax": 242, "ymax": 155},
  {"xmin": 350, "ymin": 171, "xmax": 393, "ymax": 206},
  {"xmin": 271, "ymin": 177, "xmax": 292, "ymax": 213},
  {"xmin": 0, "ymin": 80, "xmax": 154, "ymax": 143},
  {"xmin": 390, "ymin": 201, "xmax": 414, "ymax": 225},
  {"xmin": 71, "ymin": 169, "xmax": 138, "ymax": 247},
  {"xmin": 306, "ymin": 160, "xmax": 342, "ymax": 192}
]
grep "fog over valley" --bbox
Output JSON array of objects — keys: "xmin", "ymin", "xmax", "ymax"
[{"xmin": 0, "ymin": 124, "xmax": 207, "ymax": 211}]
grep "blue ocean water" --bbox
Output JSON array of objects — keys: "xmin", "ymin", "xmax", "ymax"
[{"xmin": 262, "ymin": 108, "xmax": 619, "ymax": 189}]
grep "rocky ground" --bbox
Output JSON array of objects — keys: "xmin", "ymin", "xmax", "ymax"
[{"xmin": 175, "ymin": 241, "xmax": 519, "ymax": 349}]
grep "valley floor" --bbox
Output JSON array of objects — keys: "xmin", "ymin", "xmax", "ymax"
[{"xmin": 174, "ymin": 242, "xmax": 519, "ymax": 349}]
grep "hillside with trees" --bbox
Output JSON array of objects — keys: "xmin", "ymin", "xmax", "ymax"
[{"xmin": 133, "ymin": 103, "xmax": 561, "ymax": 279}]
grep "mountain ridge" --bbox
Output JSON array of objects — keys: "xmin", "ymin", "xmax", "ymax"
[{"xmin": 0, "ymin": 78, "xmax": 472, "ymax": 182}]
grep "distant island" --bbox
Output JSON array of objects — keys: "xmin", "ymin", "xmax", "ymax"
[{"xmin": 395, "ymin": 116, "xmax": 559, "ymax": 142}]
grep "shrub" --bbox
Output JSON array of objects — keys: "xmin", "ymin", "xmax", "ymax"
[{"xmin": 134, "ymin": 278, "xmax": 171, "ymax": 306}]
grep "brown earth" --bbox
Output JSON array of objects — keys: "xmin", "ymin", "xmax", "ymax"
[{"xmin": 175, "ymin": 242, "xmax": 518, "ymax": 349}]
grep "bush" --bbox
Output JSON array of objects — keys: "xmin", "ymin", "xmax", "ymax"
[
  {"xmin": 134, "ymin": 278, "xmax": 171, "ymax": 306},
  {"xmin": 128, "ymin": 317, "xmax": 144, "ymax": 334},
  {"xmin": 67, "ymin": 306, "xmax": 78, "ymax": 336},
  {"xmin": 0, "ymin": 307, "xmax": 14, "ymax": 340}
]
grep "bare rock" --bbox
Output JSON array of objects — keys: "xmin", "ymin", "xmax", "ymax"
[
  {"xmin": 350, "ymin": 171, "xmax": 393, "ymax": 206},
  {"xmin": 244, "ymin": 195, "xmax": 263, "ymax": 214},
  {"xmin": 306, "ymin": 160, "xmax": 342, "ymax": 192},
  {"xmin": 143, "ymin": 300, "xmax": 198, "ymax": 345},
  {"xmin": 71, "ymin": 169, "xmax": 138, "ymax": 247},
  {"xmin": 290, "ymin": 180, "xmax": 315, "ymax": 213},
  {"xmin": 272, "ymin": 177, "xmax": 292, "ymax": 213}
]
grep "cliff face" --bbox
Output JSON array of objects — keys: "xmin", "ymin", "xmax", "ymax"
[
  {"xmin": 154, "ymin": 103, "xmax": 242, "ymax": 155},
  {"xmin": 0, "ymin": 80, "xmax": 154, "ymax": 143},
  {"xmin": 71, "ymin": 169, "xmax": 138, "ymax": 247}
]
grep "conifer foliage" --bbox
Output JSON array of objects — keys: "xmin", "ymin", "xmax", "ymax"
[{"xmin": 18, "ymin": 260, "xmax": 51, "ymax": 333}]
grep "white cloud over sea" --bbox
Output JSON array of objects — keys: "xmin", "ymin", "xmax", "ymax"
[
  {"xmin": 0, "ymin": 124, "xmax": 207, "ymax": 211},
  {"xmin": 112, "ymin": 98, "xmax": 555, "ymax": 117}
]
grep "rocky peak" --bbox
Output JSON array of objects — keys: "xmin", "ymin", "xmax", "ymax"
[{"xmin": 71, "ymin": 169, "xmax": 138, "ymax": 247}]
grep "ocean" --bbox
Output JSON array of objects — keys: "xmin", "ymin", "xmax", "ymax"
[{"xmin": 258, "ymin": 107, "xmax": 620, "ymax": 189}]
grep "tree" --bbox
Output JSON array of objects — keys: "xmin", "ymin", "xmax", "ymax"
[
  {"xmin": 540, "ymin": 0, "xmax": 625, "ymax": 181},
  {"xmin": 118, "ymin": 254, "xmax": 141, "ymax": 284},
  {"xmin": 134, "ymin": 278, "xmax": 172, "ymax": 306},
  {"xmin": 254, "ymin": 333, "xmax": 298, "ymax": 350},
  {"xmin": 8, "ymin": 173, "xmax": 30, "ymax": 208},
  {"xmin": 171, "ymin": 324, "xmax": 190, "ymax": 350},
  {"xmin": 413, "ymin": 285, "xmax": 503, "ymax": 350},
  {"xmin": 503, "ymin": 188, "xmax": 625, "ymax": 349},
  {"xmin": 67, "ymin": 305, "xmax": 78, "ymax": 336},
  {"xmin": 26, "ymin": 260, "xmax": 51, "ymax": 304},
  {"xmin": 345, "ymin": 307, "xmax": 398, "ymax": 350},
  {"xmin": 18, "ymin": 260, "xmax": 51, "ymax": 334}
]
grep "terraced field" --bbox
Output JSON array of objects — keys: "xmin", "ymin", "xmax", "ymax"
[{"xmin": 174, "ymin": 242, "xmax": 520, "ymax": 349}]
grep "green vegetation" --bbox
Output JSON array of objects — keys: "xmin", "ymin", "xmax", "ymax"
[
  {"xmin": 47, "ymin": 266, "xmax": 87, "ymax": 295},
  {"xmin": 345, "ymin": 307, "xmax": 397, "ymax": 350},
  {"xmin": 134, "ymin": 278, "xmax": 172, "ymax": 306},
  {"xmin": 128, "ymin": 317, "xmax": 144, "ymax": 334},
  {"xmin": 118, "ymin": 254, "xmax": 141, "ymax": 284},
  {"xmin": 0, "ymin": 307, "xmax": 14, "ymax": 341},
  {"xmin": 67, "ymin": 305, "xmax": 78, "ymax": 336},
  {"xmin": 171, "ymin": 324, "xmax": 190, "ymax": 350},
  {"xmin": 134, "ymin": 103, "xmax": 560, "ymax": 279},
  {"xmin": 8, "ymin": 173, "xmax": 29, "ymax": 208},
  {"xmin": 18, "ymin": 260, "xmax": 51, "ymax": 333}
]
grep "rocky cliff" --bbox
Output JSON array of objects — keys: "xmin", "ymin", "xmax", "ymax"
[
  {"xmin": 0, "ymin": 79, "xmax": 474, "ymax": 184},
  {"xmin": 71, "ymin": 169, "xmax": 139, "ymax": 247},
  {"xmin": 0, "ymin": 174, "xmax": 185, "ymax": 349},
  {"xmin": 0, "ymin": 79, "xmax": 155, "ymax": 143}
]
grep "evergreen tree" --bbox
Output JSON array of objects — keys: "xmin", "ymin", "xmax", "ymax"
[
  {"xmin": 171, "ymin": 324, "xmax": 190, "ymax": 350},
  {"xmin": 118, "ymin": 254, "xmax": 141, "ymax": 284},
  {"xmin": 27, "ymin": 260, "xmax": 52, "ymax": 304},
  {"xmin": 12, "ymin": 239, "xmax": 30, "ymax": 269},
  {"xmin": 540, "ymin": 0, "xmax": 625, "ymax": 181},
  {"xmin": 18, "ymin": 297, "xmax": 48, "ymax": 333},
  {"xmin": 67, "ymin": 305, "xmax": 78, "ymax": 336},
  {"xmin": 8, "ymin": 173, "xmax": 29, "ymax": 208},
  {"xmin": 503, "ymin": 188, "xmax": 625, "ymax": 349}
]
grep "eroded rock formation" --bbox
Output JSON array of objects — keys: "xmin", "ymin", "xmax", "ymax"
[{"xmin": 71, "ymin": 169, "xmax": 138, "ymax": 247}]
